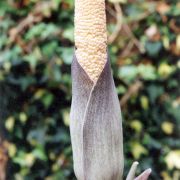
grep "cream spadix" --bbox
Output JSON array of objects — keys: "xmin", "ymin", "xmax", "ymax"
[{"xmin": 75, "ymin": 0, "xmax": 107, "ymax": 82}]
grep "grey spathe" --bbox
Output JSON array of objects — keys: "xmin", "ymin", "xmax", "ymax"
[{"xmin": 70, "ymin": 53, "xmax": 124, "ymax": 180}]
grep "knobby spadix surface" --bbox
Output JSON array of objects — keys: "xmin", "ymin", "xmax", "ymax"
[{"xmin": 74, "ymin": 0, "xmax": 107, "ymax": 82}]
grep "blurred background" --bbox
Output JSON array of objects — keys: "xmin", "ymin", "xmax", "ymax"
[{"xmin": 0, "ymin": 0, "xmax": 179, "ymax": 179}]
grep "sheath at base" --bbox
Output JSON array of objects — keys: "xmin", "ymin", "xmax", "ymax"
[{"xmin": 70, "ymin": 53, "xmax": 124, "ymax": 180}]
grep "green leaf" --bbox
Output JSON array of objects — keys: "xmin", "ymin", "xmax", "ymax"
[{"xmin": 145, "ymin": 41, "xmax": 162, "ymax": 56}]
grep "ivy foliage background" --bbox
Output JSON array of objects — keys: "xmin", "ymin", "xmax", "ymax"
[{"xmin": 0, "ymin": 0, "xmax": 179, "ymax": 179}]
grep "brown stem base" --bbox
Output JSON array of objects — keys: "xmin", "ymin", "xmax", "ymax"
[{"xmin": 0, "ymin": 139, "xmax": 8, "ymax": 180}]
